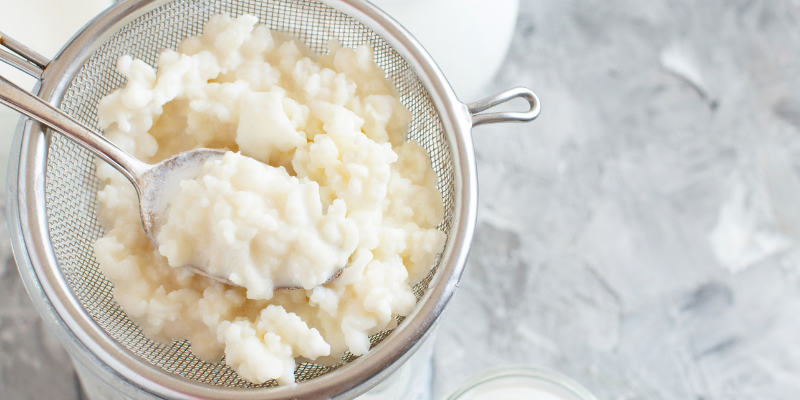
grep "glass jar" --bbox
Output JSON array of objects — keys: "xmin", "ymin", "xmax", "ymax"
[
  {"xmin": 73, "ymin": 329, "xmax": 439, "ymax": 400},
  {"xmin": 447, "ymin": 366, "xmax": 598, "ymax": 400},
  {"xmin": 367, "ymin": 0, "xmax": 520, "ymax": 100}
]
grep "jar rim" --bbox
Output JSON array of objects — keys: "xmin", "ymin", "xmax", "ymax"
[{"xmin": 446, "ymin": 365, "xmax": 598, "ymax": 400}]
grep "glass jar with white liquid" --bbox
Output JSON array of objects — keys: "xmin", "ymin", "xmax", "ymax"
[
  {"xmin": 367, "ymin": 0, "xmax": 520, "ymax": 100},
  {"xmin": 447, "ymin": 366, "xmax": 599, "ymax": 400}
]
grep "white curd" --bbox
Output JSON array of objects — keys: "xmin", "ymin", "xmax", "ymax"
[
  {"xmin": 93, "ymin": 14, "xmax": 446, "ymax": 385},
  {"xmin": 157, "ymin": 152, "xmax": 359, "ymax": 299}
]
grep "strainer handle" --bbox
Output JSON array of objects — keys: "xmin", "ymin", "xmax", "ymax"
[
  {"xmin": 0, "ymin": 32, "xmax": 49, "ymax": 78},
  {"xmin": 467, "ymin": 87, "xmax": 541, "ymax": 126},
  {"xmin": 0, "ymin": 74, "xmax": 150, "ymax": 182}
]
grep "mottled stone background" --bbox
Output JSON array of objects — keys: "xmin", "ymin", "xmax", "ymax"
[
  {"xmin": 434, "ymin": 1, "xmax": 800, "ymax": 399},
  {"xmin": 3, "ymin": 0, "xmax": 800, "ymax": 399}
]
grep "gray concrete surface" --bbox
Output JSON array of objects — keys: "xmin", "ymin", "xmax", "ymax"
[
  {"xmin": 3, "ymin": 0, "xmax": 800, "ymax": 399},
  {"xmin": 434, "ymin": 1, "xmax": 800, "ymax": 399}
]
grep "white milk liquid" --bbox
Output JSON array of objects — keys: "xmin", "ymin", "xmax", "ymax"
[
  {"xmin": 462, "ymin": 386, "xmax": 565, "ymax": 400},
  {"xmin": 457, "ymin": 376, "xmax": 585, "ymax": 400}
]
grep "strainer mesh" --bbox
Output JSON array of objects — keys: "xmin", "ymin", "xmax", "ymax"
[{"xmin": 46, "ymin": 0, "xmax": 454, "ymax": 388}]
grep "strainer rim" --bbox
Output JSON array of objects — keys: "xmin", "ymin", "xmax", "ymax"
[{"xmin": 7, "ymin": 0, "xmax": 478, "ymax": 399}]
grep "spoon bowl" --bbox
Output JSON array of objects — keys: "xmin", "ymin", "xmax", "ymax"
[{"xmin": 137, "ymin": 148, "xmax": 226, "ymax": 245}]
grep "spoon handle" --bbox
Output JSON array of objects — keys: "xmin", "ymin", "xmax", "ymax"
[{"xmin": 0, "ymin": 74, "xmax": 149, "ymax": 185}]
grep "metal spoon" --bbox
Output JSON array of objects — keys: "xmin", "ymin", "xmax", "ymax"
[{"xmin": 0, "ymin": 75, "xmax": 339, "ymax": 290}]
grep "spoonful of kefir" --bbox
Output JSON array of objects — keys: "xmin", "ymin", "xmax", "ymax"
[
  {"xmin": 156, "ymin": 151, "xmax": 358, "ymax": 298},
  {"xmin": 0, "ymin": 75, "xmax": 352, "ymax": 298}
]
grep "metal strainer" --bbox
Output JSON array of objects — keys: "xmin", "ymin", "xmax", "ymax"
[{"xmin": 3, "ymin": 0, "xmax": 539, "ymax": 398}]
